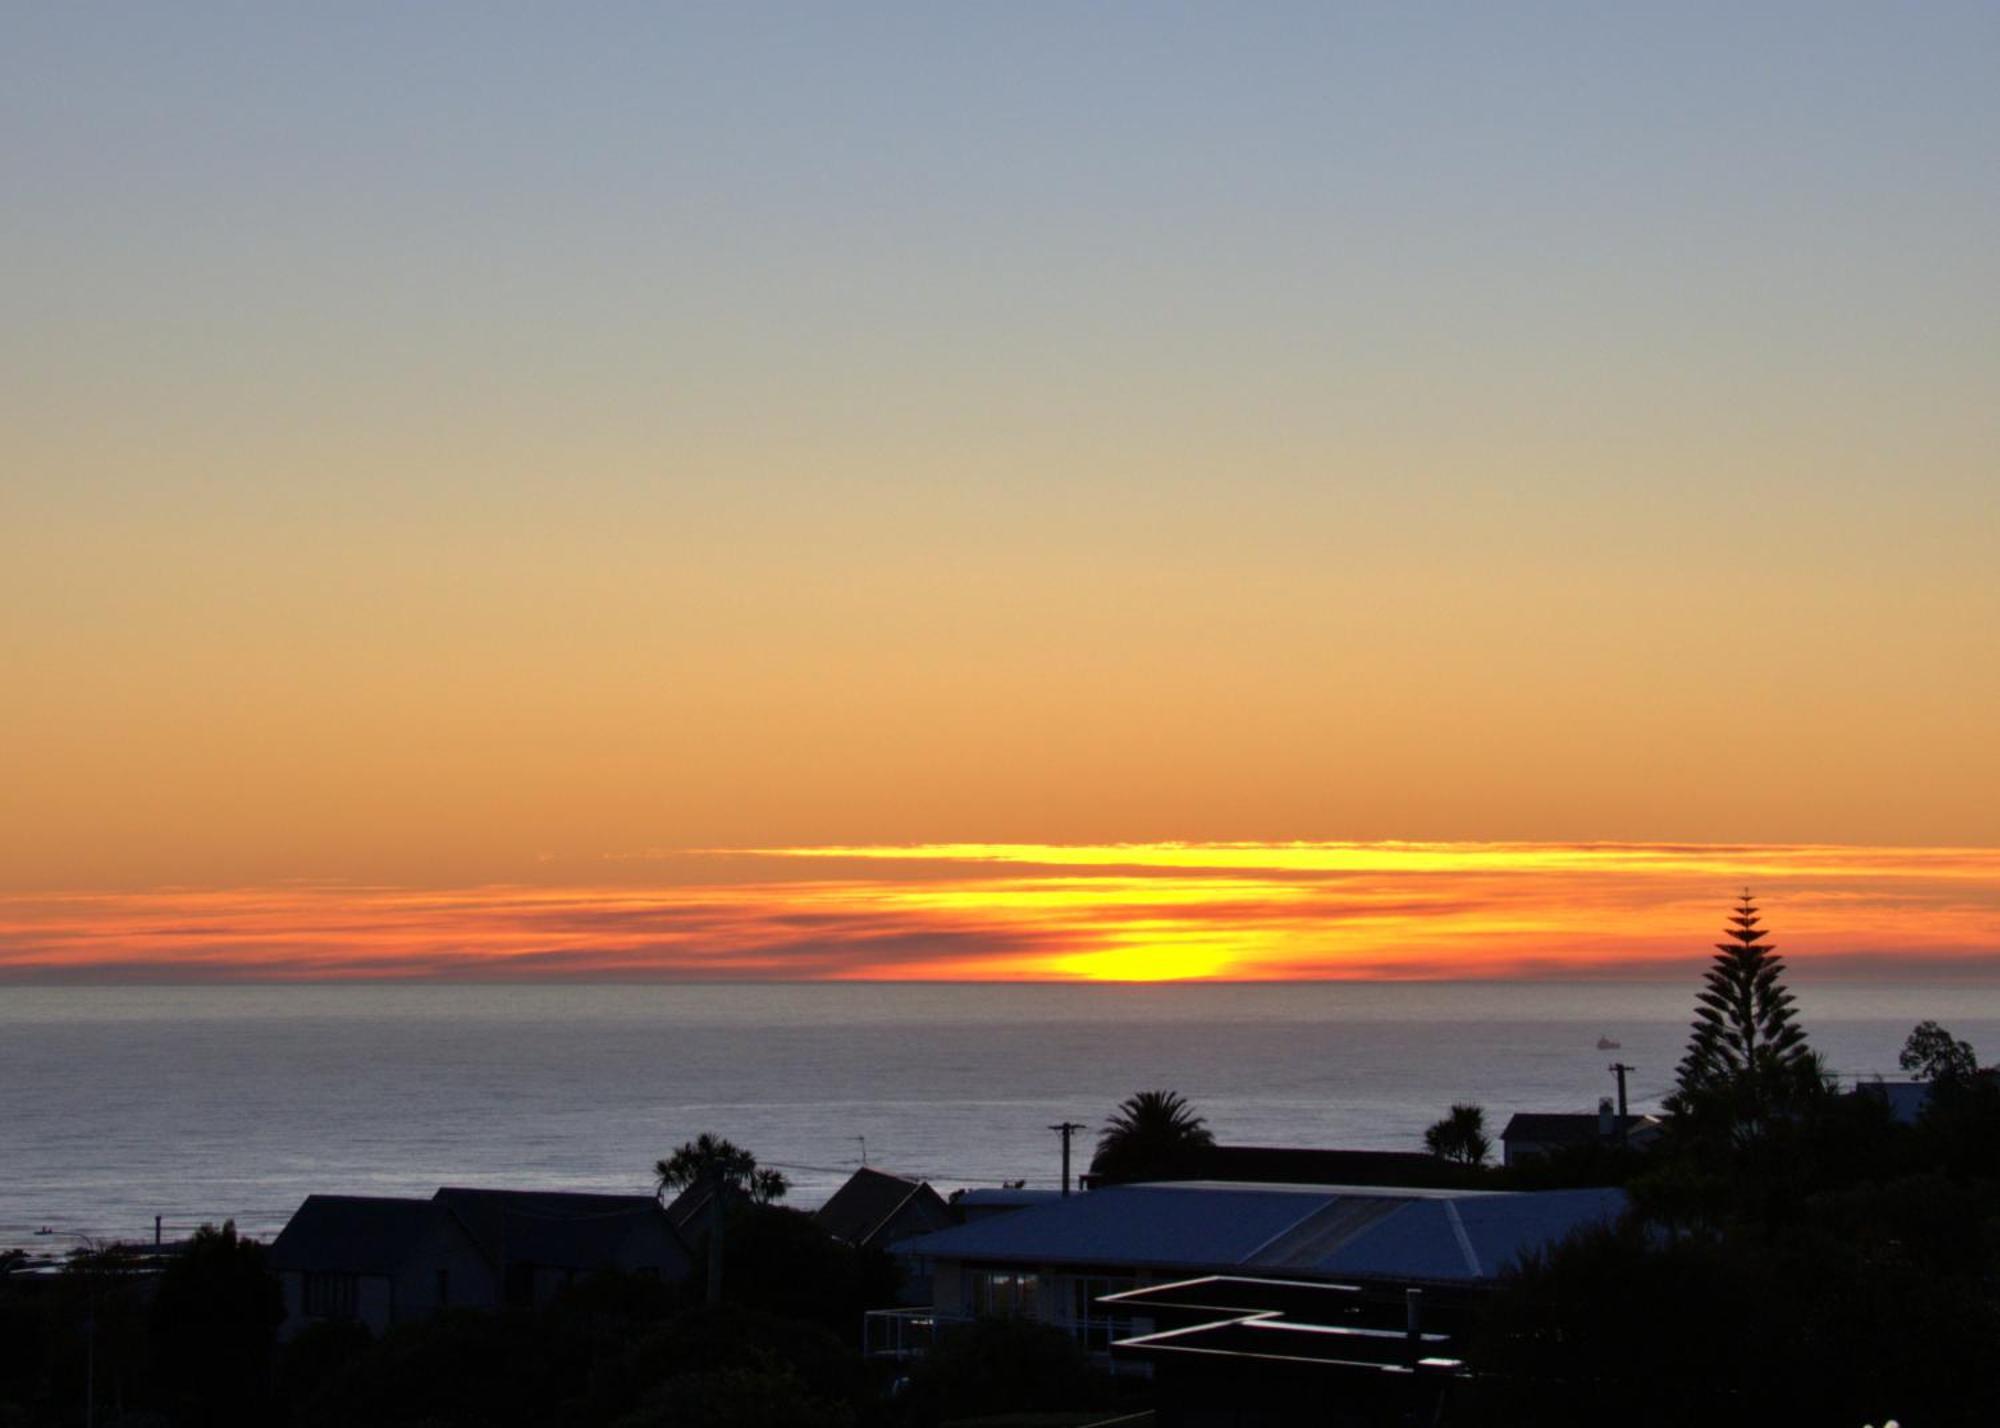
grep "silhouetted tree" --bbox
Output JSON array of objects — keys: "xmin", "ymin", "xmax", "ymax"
[
  {"xmin": 655, "ymin": 1133, "xmax": 790, "ymax": 1204},
  {"xmin": 1424, "ymin": 1103, "xmax": 1491, "ymax": 1165},
  {"xmin": 631, "ymin": 1303, "xmax": 871, "ymax": 1413},
  {"xmin": 1670, "ymin": 892, "xmax": 1817, "ymax": 1136},
  {"xmin": 1469, "ymin": 1178, "xmax": 2000, "ymax": 1428},
  {"xmin": 1900, "ymin": 1020, "xmax": 1978, "ymax": 1085},
  {"xmin": 612, "ymin": 1362, "xmax": 853, "ymax": 1428},
  {"xmin": 149, "ymin": 1221, "xmax": 284, "ymax": 1428},
  {"xmin": 715, "ymin": 1203, "xmax": 898, "ymax": 1338},
  {"xmin": 1089, "ymin": 1089, "xmax": 1215, "ymax": 1183},
  {"xmin": 900, "ymin": 1316, "xmax": 1100, "ymax": 1426}
]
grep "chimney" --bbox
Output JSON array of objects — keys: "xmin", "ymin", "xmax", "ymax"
[{"xmin": 1598, "ymin": 1097, "xmax": 1616, "ymax": 1141}]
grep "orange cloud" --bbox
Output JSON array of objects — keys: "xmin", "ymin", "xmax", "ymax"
[{"xmin": 2, "ymin": 843, "xmax": 1997, "ymax": 982}]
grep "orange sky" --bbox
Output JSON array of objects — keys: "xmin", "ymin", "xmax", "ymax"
[
  {"xmin": 5, "ymin": 842, "xmax": 1997, "ymax": 983},
  {"xmin": 6, "ymin": 11, "xmax": 1997, "ymax": 968}
]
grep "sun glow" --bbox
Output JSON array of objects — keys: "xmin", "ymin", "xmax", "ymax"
[
  {"xmin": 3, "ymin": 842, "xmax": 1998, "ymax": 983},
  {"xmin": 1044, "ymin": 933, "xmax": 1240, "ymax": 982}
]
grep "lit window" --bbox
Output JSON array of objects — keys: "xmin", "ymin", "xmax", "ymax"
[{"xmin": 970, "ymin": 1269, "xmax": 1040, "ymax": 1318}]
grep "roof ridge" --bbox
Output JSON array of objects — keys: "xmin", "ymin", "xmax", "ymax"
[
  {"xmin": 1442, "ymin": 1200, "xmax": 1480, "ymax": 1277},
  {"xmin": 860, "ymin": 1182, "xmax": 925, "ymax": 1246},
  {"xmin": 1245, "ymin": 1196, "xmax": 1408, "ymax": 1270}
]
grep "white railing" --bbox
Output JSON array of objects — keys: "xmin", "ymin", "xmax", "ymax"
[
  {"xmin": 863, "ymin": 1306, "xmax": 972, "ymax": 1359},
  {"xmin": 864, "ymin": 1304, "xmax": 1150, "ymax": 1374}
]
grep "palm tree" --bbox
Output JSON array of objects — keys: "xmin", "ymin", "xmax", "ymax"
[
  {"xmin": 1423, "ymin": 1103, "xmax": 1490, "ymax": 1166},
  {"xmin": 1089, "ymin": 1089, "xmax": 1215, "ymax": 1184},
  {"xmin": 654, "ymin": 1132, "xmax": 790, "ymax": 1204}
]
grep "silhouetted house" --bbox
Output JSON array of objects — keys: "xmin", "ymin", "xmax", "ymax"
[
  {"xmin": 1089, "ymin": 1144, "xmax": 1470, "ymax": 1190},
  {"xmin": 432, "ymin": 1187, "xmax": 691, "ymax": 1308},
  {"xmin": 876, "ymin": 1180, "xmax": 1624, "ymax": 1359},
  {"xmin": 663, "ymin": 1181, "xmax": 718, "ymax": 1241},
  {"xmin": 1499, "ymin": 1107, "xmax": 1661, "ymax": 1166},
  {"xmin": 1852, "ymin": 1079, "xmax": 1932, "ymax": 1125},
  {"xmin": 815, "ymin": 1167, "xmax": 956, "ymax": 1308},
  {"xmin": 269, "ymin": 1187, "xmax": 690, "ymax": 1338},
  {"xmin": 816, "ymin": 1167, "xmax": 954, "ymax": 1251},
  {"xmin": 661, "ymin": 1180, "xmax": 786, "ymax": 1246},
  {"xmin": 269, "ymin": 1195, "xmax": 491, "ymax": 1338}
]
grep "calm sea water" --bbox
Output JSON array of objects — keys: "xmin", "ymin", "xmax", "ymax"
[{"xmin": 5, "ymin": 979, "xmax": 1997, "ymax": 1252}]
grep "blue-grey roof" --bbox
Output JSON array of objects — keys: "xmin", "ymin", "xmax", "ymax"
[
  {"xmin": 899, "ymin": 1182, "xmax": 1624, "ymax": 1284},
  {"xmin": 955, "ymin": 1188, "xmax": 1064, "ymax": 1209},
  {"xmin": 1321, "ymin": 1189, "xmax": 1626, "ymax": 1280},
  {"xmin": 1854, "ymin": 1080, "xmax": 1930, "ymax": 1125}
]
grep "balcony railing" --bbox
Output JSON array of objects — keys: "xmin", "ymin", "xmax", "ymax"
[
  {"xmin": 863, "ymin": 1306, "xmax": 972, "ymax": 1360},
  {"xmin": 864, "ymin": 1305, "xmax": 1152, "ymax": 1373}
]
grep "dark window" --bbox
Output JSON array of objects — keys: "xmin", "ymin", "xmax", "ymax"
[
  {"xmin": 303, "ymin": 1272, "xmax": 358, "ymax": 1320},
  {"xmin": 1070, "ymin": 1275, "xmax": 1138, "ymax": 1351}
]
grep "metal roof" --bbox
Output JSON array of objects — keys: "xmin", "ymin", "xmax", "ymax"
[
  {"xmin": 897, "ymin": 1182, "xmax": 1624, "ymax": 1284},
  {"xmin": 1852, "ymin": 1081, "xmax": 1930, "ymax": 1125},
  {"xmin": 955, "ymin": 1188, "xmax": 1064, "ymax": 1208}
]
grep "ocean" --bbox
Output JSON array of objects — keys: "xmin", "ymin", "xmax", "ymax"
[{"xmin": 5, "ymin": 978, "xmax": 1997, "ymax": 1252}]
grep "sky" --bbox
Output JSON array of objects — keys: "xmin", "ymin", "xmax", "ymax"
[
  {"xmin": 4, "ymin": 6, "xmax": 1997, "ymax": 979},
  {"xmin": 5, "ymin": 843, "xmax": 2000, "ymax": 983}
]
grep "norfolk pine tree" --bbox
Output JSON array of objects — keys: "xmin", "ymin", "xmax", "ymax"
[{"xmin": 1671, "ymin": 892, "xmax": 1818, "ymax": 1136}]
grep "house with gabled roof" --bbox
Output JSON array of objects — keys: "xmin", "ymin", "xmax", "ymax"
[
  {"xmin": 662, "ymin": 1180, "xmax": 717, "ymax": 1240},
  {"xmin": 1499, "ymin": 1108, "xmax": 1662, "ymax": 1166},
  {"xmin": 1085, "ymin": 1144, "xmax": 1471, "ymax": 1191},
  {"xmin": 268, "ymin": 1195, "xmax": 492, "ymax": 1338},
  {"xmin": 878, "ymin": 1180, "xmax": 1624, "ymax": 1358},
  {"xmin": 1851, "ymin": 1079, "xmax": 1932, "ymax": 1125},
  {"xmin": 815, "ymin": 1167, "xmax": 955, "ymax": 1251},
  {"xmin": 269, "ymin": 1186, "xmax": 690, "ymax": 1338},
  {"xmin": 432, "ymin": 1187, "xmax": 691, "ymax": 1308},
  {"xmin": 816, "ymin": 1167, "xmax": 958, "ymax": 1308}
]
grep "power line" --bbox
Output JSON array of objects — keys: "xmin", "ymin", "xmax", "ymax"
[{"xmin": 760, "ymin": 1159, "xmax": 1064, "ymax": 1184}]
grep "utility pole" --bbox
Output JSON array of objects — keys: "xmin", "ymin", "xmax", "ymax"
[
  {"xmin": 83, "ymin": 1307, "xmax": 96, "ymax": 1428},
  {"xmin": 1049, "ymin": 1122, "xmax": 1086, "ymax": 1197},
  {"xmin": 854, "ymin": 1135, "xmax": 867, "ymax": 1167},
  {"xmin": 1609, "ymin": 1063, "xmax": 1635, "ymax": 1148},
  {"xmin": 704, "ymin": 1172, "xmax": 727, "ymax": 1307}
]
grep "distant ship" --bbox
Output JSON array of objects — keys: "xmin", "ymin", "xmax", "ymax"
[{"xmin": 1596, "ymin": 1036, "xmax": 1621, "ymax": 1050}]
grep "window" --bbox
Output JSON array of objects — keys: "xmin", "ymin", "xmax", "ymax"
[
  {"xmin": 1069, "ymin": 1276, "xmax": 1138, "ymax": 1352},
  {"xmin": 969, "ymin": 1269, "xmax": 1039, "ymax": 1318},
  {"xmin": 303, "ymin": 1272, "xmax": 358, "ymax": 1320}
]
